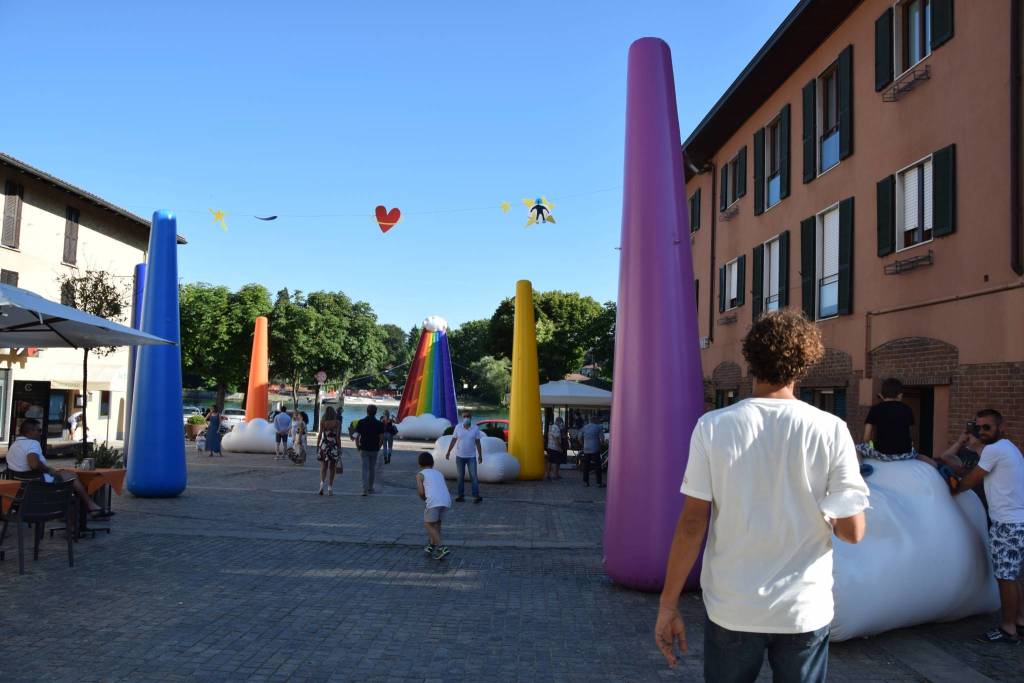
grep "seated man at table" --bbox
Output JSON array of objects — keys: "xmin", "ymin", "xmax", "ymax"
[{"xmin": 6, "ymin": 419, "xmax": 112, "ymax": 519}]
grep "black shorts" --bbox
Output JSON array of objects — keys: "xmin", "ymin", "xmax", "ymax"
[{"xmin": 276, "ymin": 432, "xmax": 288, "ymax": 444}]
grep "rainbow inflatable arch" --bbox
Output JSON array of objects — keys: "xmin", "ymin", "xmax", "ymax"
[{"xmin": 397, "ymin": 316, "xmax": 458, "ymax": 427}]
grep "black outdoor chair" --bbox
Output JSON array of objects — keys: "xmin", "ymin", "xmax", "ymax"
[{"xmin": 0, "ymin": 480, "xmax": 76, "ymax": 574}]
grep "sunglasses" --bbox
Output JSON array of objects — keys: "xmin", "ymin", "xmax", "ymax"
[{"xmin": 978, "ymin": 424, "xmax": 994, "ymax": 431}]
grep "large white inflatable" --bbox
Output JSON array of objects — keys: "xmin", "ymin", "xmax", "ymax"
[
  {"xmin": 431, "ymin": 435, "xmax": 520, "ymax": 483},
  {"xmin": 221, "ymin": 418, "xmax": 284, "ymax": 454},
  {"xmin": 830, "ymin": 459, "xmax": 999, "ymax": 641},
  {"xmin": 397, "ymin": 414, "xmax": 451, "ymax": 441}
]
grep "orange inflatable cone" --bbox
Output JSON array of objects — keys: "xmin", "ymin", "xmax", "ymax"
[{"xmin": 245, "ymin": 316, "xmax": 269, "ymax": 422}]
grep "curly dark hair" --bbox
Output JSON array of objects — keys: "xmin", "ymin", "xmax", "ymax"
[{"xmin": 741, "ymin": 309, "xmax": 824, "ymax": 386}]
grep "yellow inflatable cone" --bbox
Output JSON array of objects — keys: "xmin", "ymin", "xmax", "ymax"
[{"xmin": 509, "ymin": 280, "xmax": 544, "ymax": 480}]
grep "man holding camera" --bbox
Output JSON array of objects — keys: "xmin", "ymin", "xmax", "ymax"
[{"xmin": 940, "ymin": 409, "xmax": 1024, "ymax": 644}]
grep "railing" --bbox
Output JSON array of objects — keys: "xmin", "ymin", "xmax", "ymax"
[
  {"xmin": 764, "ymin": 293, "xmax": 780, "ymax": 312},
  {"xmin": 819, "ymin": 129, "xmax": 839, "ymax": 173},
  {"xmin": 818, "ymin": 274, "xmax": 839, "ymax": 318},
  {"xmin": 767, "ymin": 173, "xmax": 781, "ymax": 208}
]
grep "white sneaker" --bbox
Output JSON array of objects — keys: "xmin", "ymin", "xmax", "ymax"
[
  {"xmin": 318, "ymin": 482, "xmax": 324, "ymax": 495},
  {"xmin": 327, "ymin": 486, "xmax": 333, "ymax": 496}
]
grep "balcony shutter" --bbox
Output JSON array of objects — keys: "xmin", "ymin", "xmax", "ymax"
[
  {"xmin": 779, "ymin": 104, "xmax": 791, "ymax": 199},
  {"xmin": 931, "ymin": 0, "xmax": 954, "ymax": 50},
  {"xmin": 736, "ymin": 254, "xmax": 746, "ymax": 307},
  {"xmin": 800, "ymin": 217, "xmax": 816, "ymax": 319},
  {"xmin": 718, "ymin": 266, "xmax": 726, "ymax": 313},
  {"xmin": 838, "ymin": 197, "xmax": 855, "ymax": 315},
  {"xmin": 933, "ymin": 144, "xmax": 956, "ymax": 236},
  {"xmin": 0, "ymin": 269, "xmax": 18, "ymax": 286},
  {"xmin": 736, "ymin": 147, "xmax": 747, "ymax": 198},
  {"xmin": 834, "ymin": 388, "xmax": 847, "ymax": 420},
  {"xmin": 802, "ymin": 80, "xmax": 816, "ymax": 183},
  {"xmin": 876, "ymin": 175, "xmax": 896, "ymax": 256},
  {"xmin": 752, "ymin": 244, "xmax": 764, "ymax": 321},
  {"xmin": 720, "ymin": 165, "xmax": 728, "ymax": 211},
  {"xmin": 875, "ymin": 8, "xmax": 894, "ymax": 92},
  {"xmin": 838, "ymin": 45, "xmax": 854, "ymax": 161},
  {"xmin": 2, "ymin": 181, "xmax": 23, "ymax": 249},
  {"xmin": 753, "ymin": 128, "xmax": 765, "ymax": 215},
  {"xmin": 799, "ymin": 387, "xmax": 813, "ymax": 404},
  {"xmin": 778, "ymin": 230, "xmax": 790, "ymax": 307},
  {"xmin": 64, "ymin": 207, "xmax": 80, "ymax": 265}
]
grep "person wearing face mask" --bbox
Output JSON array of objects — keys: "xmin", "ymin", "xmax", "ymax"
[
  {"xmin": 941, "ymin": 409, "xmax": 1024, "ymax": 645},
  {"xmin": 445, "ymin": 411, "xmax": 483, "ymax": 503}
]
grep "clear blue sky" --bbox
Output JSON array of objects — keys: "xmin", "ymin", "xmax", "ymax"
[{"xmin": 6, "ymin": 0, "xmax": 793, "ymax": 330}]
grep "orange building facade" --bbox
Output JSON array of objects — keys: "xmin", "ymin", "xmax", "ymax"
[{"xmin": 684, "ymin": 0, "xmax": 1024, "ymax": 454}]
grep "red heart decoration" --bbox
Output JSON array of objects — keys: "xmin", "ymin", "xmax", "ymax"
[{"xmin": 375, "ymin": 205, "xmax": 401, "ymax": 233}]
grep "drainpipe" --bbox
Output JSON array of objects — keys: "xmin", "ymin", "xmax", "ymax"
[{"xmin": 1011, "ymin": 0, "xmax": 1023, "ymax": 274}]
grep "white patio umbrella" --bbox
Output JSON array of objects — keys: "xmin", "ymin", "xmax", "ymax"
[
  {"xmin": 0, "ymin": 283, "xmax": 174, "ymax": 452},
  {"xmin": 539, "ymin": 380, "xmax": 613, "ymax": 408}
]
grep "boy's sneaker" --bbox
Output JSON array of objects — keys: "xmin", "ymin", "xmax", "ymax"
[
  {"xmin": 454, "ymin": 496, "xmax": 465, "ymax": 502},
  {"xmin": 977, "ymin": 628, "xmax": 1020, "ymax": 645},
  {"xmin": 424, "ymin": 543, "xmax": 435, "ymax": 555},
  {"xmin": 432, "ymin": 546, "xmax": 451, "ymax": 560}
]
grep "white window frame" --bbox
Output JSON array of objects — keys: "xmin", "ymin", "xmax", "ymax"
[
  {"xmin": 725, "ymin": 154, "xmax": 741, "ymax": 208},
  {"xmin": 725, "ymin": 258, "xmax": 740, "ymax": 310},
  {"xmin": 895, "ymin": 153, "xmax": 934, "ymax": 253},
  {"xmin": 894, "ymin": 0, "xmax": 932, "ymax": 77},
  {"xmin": 764, "ymin": 114, "xmax": 783, "ymax": 211},
  {"xmin": 762, "ymin": 235, "xmax": 782, "ymax": 313},
  {"xmin": 815, "ymin": 203, "xmax": 841, "ymax": 321},
  {"xmin": 816, "ymin": 62, "xmax": 841, "ymax": 177}
]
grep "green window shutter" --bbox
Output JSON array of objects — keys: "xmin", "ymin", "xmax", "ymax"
[
  {"xmin": 778, "ymin": 230, "xmax": 790, "ymax": 307},
  {"xmin": 800, "ymin": 217, "xmax": 816, "ymax": 319},
  {"xmin": 736, "ymin": 147, "xmax": 747, "ymax": 198},
  {"xmin": 838, "ymin": 197, "xmax": 855, "ymax": 316},
  {"xmin": 736, "ymin": 254, "xmax": 746, "ymax": 307},
  {"xmin": 931, "ymin": 0, "xmax": 954, "ymax": 50},
  {"xmin": 834, "ymin": 388, "xmax": 847, "ymax": 420},
  {"xmin": 753, "ymin": 129, "xmax": 765, "ymax": 215},
  {"xmin": 933, "ymin": 144, "xmax": 957, "ymax": 236},
  {"xmin": 802, "ymin": 80, "xmax": 816, "ymax": 183},
  {"xmin": 876, "ymin": 175, "xmax": 896, "ymax": 256},
  {"xmin": 875, "ymin": 8, "xmax": 894, "ymax": 92},
  {"xmin": 752, "ymin": 244, "xmax": 764, "ymax": 321},
  {"xmin": 780, "ymin": 104, "xmax": 791, "ymax": 199},
  {"xmin": 799, "ymin": 387, "xmax": 813, "ymax": 403},
  {"xmin": 690, "ymin": 188, "xmax": 701, "ymax": 232},
  {"xmin": 718, "ymin": 266, "xmax": 726, "ymax": 313},
  {"xmin": 720, "ymin": 165, "xmax": 728, "ymax": 211},
  {"xmin": 838, "ymin": 45, "xmax": 854, "ymax": 161}
]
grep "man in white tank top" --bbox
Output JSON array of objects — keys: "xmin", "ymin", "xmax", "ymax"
[{"xmin": 417, "ymin": 452, "xmax": 453, "ymax": 560}]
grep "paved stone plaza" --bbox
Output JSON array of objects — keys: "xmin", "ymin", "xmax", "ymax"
[{"xmin": 2, "ymin": 439, "xmax": 1022, "ymax": 682}]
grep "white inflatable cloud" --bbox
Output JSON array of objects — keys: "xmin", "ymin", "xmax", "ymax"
[
  {"xmin": 422, "ymin": 315, "xmax": 447, "ymax": 333},
  {"xmin": 830, "ymin": 459, "xmax": 999, "ymax": 641},
  {"xmin": 221, "ymin": 418, "xmax": 282, "ymax": 454},
  {"xmin": 431, "ymin": 435, "xmax": 520, "ymax": 483},
  {"xmin": 397, "ymin": 414, "xmax": 451, "ymax": 440}
]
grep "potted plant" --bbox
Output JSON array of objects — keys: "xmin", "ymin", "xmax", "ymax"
[{"xmin": 186, "ymin": 414, "xmax": 206, "ymax": 440}]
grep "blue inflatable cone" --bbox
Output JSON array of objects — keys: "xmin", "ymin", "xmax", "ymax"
[{"xmin": 125, "ymin": 211, "xmax": 187, "ymax": 497}]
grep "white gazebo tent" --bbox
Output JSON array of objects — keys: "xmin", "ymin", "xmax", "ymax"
[{"xmin": 539, "ymin": 380, "xmax": 612, "ymax": 408}]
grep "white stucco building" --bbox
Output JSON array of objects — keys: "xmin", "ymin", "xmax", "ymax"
[{"xmin": 0, "ymin": 152, "xmax": 184, "ymax": 449}]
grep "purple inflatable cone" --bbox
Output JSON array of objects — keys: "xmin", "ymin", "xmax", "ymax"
[{"xmin": 603, "ymin": 38, "xmax": 705, "ymax": 591}]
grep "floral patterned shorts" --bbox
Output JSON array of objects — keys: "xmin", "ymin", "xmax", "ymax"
[
  {"xmin": 856, "ymin": 443, "xmax": 918, "ymax": 462},
  {"xmin": 990, "ymin": 521, "xmax": 1024, "ymax": 580}
]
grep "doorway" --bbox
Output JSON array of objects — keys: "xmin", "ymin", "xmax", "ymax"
[{"xmin": 901, "ymin": 386, "xmax": 934, "ymax": 456}]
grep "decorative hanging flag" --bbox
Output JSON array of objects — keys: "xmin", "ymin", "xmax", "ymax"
[
  {"xmin": 208, "ymin": 208, "xmax": 228, "ymax": 230},
  {"xmin": 375, "ymin": 205, "xmax": 401, "ymax": 233},
  {"xmin": 522, "ymin": 197, "xmax": 556, "ymax": 226},
  {"xmin": 254, "ymin": 215, "xmax": 278, "ymax": 221},
  {"xmin": 500, "ymin": 201, "xmax": 511, "ymax": 214}
]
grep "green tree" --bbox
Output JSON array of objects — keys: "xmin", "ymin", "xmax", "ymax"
[
  {"xmin": 469, "ymin": 355, "xmax": 511, "ymax": 405},
  {"xmin": 56, "ymin": 269, "xmax": 131, "ymax": 445},
  {"xmin": 371, "ymin": 323, "xmax": 411, "ymax": 389},
  {"xmin": 268, "ymin": 289, "xmax": 319, "ymax": 410},
  {"xmin": 179, "ymin": 282, "xmax": 272, "ymax": 409},
  {"xmin": 448, "ymin": 319, "xmax": 490, "ymax": 393},
  {"xmin": 586, "ymin": 301, "xmax": 616, "ymax": 380}
]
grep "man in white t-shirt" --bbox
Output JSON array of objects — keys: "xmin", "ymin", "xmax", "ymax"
[
  {"xmin": 272, "ymin": 409, "xmax": 292, "ymax": 460},
  {"xmin": 948, "ymin": 409, "xmax": 1024, "ymax": 644},
  {"xmin": 445, "ymin": 411, "xmax": 483, "ymax": 503},
  {"xmin": 655, "ymin": 310, "xmax": 868, "ymax": 681}
]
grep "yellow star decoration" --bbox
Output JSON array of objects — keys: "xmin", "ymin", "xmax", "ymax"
[
  {"xmin": 500, "ymin": 200, "xmax": 510, "ymax": 214},
  {"xmin": 208, "ymin": 208, "xmax": 228, "ymax": 231}
]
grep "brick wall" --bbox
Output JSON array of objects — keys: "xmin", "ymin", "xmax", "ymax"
[
  {"xmin": 869, "ymin": 337, "xmax": 958, "ymax": 385},
  {"xmin": 948, "ymin": 362, "xmax": 1024, "ymax": 444},
  {"xmin": 802, "ymin": 348, "xmax": 854, "ymax": 388}
]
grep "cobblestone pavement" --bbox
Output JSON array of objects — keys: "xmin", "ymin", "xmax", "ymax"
[{"xmin": 1, "ymin": 439, "xmax": 1022, "ymax": 682}]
